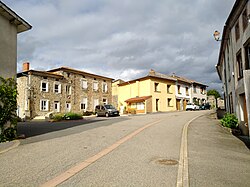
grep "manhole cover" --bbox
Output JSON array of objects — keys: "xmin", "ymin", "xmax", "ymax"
[{"xmin": 155, "ymin": 159, "xmax": 178, "ymax": 165}]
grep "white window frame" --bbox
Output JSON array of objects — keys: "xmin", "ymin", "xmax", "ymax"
[
  {"xmin": 103, "ymin": 98, "xmax": 108, "ymax": 105},
  {"xmin": 93, "ymin": 81, "xmax": 98, "ymax": 91},
  {"xmin": 80, "ymin": 97, "xmax": 88, "ymax": 111},
  {"xmin": 137, "ymin": 102, "xmax": 144, "ymax": 110},
  {"xmin": 41, "ymin": 81, "xmax": 49, "ymax": 92},
  {"xmin": 54, "ymin": 101, "xmax": 60, "ymax": 112},
  {"xmin": 81, "ymin": 78, "xmax": 88, "ymax": 90},
  {"xmin": 54, "ymin": 82, "xmax": 61, "ymax": 94},
  {"xmin": 66, "ymin": 102, "xmax": 71, "ymax": 112},
  {"xmin": 66, "ymin": 85, "xmax": 72, "ymax": 95},
  {"xmin": 102, "ymin": 82, "xmax": 108, "ymax": 93},
  {"xmin": 40, "ymin": 99, "xmax": 49, "ymax": 111},
  {"xmin": 93, "ymin": 98, "xmax": 99, "ymax": 110}
]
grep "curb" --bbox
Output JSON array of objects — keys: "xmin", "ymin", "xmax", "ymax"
[{"xmin": 0, "ymin": 140, "xmax": 20, "ymax": 154}]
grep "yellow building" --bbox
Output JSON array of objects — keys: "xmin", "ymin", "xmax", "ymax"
[{"xmin": 112, "ymin": 70, "xmax": 177, "ymax": 114}]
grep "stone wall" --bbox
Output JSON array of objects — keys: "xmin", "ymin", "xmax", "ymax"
[{"xmin": 17, "ymin": 70, "xmax": 112, "ymax": 118}]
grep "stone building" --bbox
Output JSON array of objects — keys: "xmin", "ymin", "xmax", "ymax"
[
  {"xmin": 216, "ymin": 0, "xmax": 250, "ymax": 135},
  {"xmin": 17, "ymin": 63, "xmax": 113, "ymax": 119},
  {"xmin": 0, "ymin": 1, "xmax": 31, "ymax": 79}
]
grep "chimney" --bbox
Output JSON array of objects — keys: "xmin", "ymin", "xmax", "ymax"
[
  {"xmin": 149, "ymin": 69, "xmax": 155, "ymax": 76},
  {"xmin": 23, "ymin": 62, "xmax": 30, "ymax": 72}
]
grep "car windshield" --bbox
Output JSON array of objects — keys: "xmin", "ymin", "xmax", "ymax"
[{"xmin": 104, "ymin": 105, "xmax": 115, "ymax": 109}]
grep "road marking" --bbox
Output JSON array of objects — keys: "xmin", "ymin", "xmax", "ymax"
[
  {"xmin": 176, "ymin": 114, "xmax": 203, "ymax": 187},
  {"xmin": 40, "ymin": 119, "xmax": 162, "ymax": 187}
]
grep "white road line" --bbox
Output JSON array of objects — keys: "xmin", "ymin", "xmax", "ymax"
[{"xmin": 176, "ymin": 114, "xmax": 204, "ymax": 187}]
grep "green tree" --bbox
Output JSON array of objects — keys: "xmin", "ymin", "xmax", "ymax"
[
  {"xmin": 0, "ymin": 76, "xmax": 18, "ymax": 142},
  {"xmin": 207, "ymin": 89, "xmax": 221, "ymax": 99}
]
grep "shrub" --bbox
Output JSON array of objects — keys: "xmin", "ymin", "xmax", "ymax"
[
  {"xmin": 128, "ymin": 108, "xmax": 136, "ymax": 114},
  {"xmin": 52, "ymin": 112, "xmax": 82, "ymax": 121},
  {"xmin": 220, "ymin": 113, "xmax": 238, "ymax": 129},
  {"xmin": 83, "ymin": 111, "xmax": 93, "ymax": 116},
  {"xmin": 0, "ymin": 77, "xmax": 18, "ymax": 142},
  {"xmin": 65, "ymin": 112, "xmax": 83, "ymax": 120},
  {"xmin": 52, "ymin": 113, "xmax": 65, "ymax": 122}
]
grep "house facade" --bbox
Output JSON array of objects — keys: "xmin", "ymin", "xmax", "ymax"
[
  {"xmin": 171, "ymin": 75, "xmax": 192, "ymax": 110},
  {"xmin": 0, "ymin": 1, "xmax": 31, "ymax": 79},
  {"xmin": 113, "ymin": 70, "xmax": 177, "ymax": 114},
  {"xmin": 113, "ymin": 70, "xmax": 208, "ymax": 114},
  {"xmin": 171, "ymin": 75, "xmax": 207, "ymax": 110},
  {"xmin": 17, "ymin": 63, "xmax": 113, "ymax": 119},
  {"xmin": 190, "ymin": 81, "xmax": 207, "ymax": 105},
  {"xmin": 216, "ymin": 0, "xmax": 250, "ymax": 136}
]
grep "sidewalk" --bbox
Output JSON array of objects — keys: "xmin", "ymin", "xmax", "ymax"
[
  {"xmin": 0, "ymin": 140, "xmax": 20, "ymax": 154},
  {"xmin": 188, "ymin": 112, "xmax": 250, "ymax": 187}
]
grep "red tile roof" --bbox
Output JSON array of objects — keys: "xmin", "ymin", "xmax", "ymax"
[{"xmin": 125, "ymin": 96, "xmax": 152, "ymax": 103}]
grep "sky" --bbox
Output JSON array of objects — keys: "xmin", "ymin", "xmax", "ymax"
[{"xmin": 6, "ymin": 0, "xmax": 235, "ymax": 91}]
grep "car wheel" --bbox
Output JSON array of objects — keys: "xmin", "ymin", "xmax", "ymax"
[{"xmin": 105, "ymin": 113, "xmax": 109, "ymax": 117}]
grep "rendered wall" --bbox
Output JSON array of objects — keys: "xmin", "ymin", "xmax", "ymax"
[{"xmin": 0, "ymin": 14, "xmax": 17, "ymax": 78}]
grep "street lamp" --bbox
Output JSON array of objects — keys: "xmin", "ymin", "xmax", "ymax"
[{"xmin": 213, "ymin": 30, "xmax": 221, "ymax": 41}]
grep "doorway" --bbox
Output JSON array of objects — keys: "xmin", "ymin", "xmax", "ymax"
[{"xmin": 156, "ymin": 99, "xmax": 159, "ymax": 111}]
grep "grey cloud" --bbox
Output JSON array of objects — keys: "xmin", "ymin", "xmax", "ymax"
[{"xmin": 7, "ymin": 0, "xmax": 235, "ymax": 90}]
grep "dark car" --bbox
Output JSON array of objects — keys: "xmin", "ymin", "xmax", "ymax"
[
  {"xmin": 95, "ymin": 104, "xmax": 119, "ymax": 117},
  {"xmin": 200, "ymin": 103, "xmax": 211, "ymax": 110}
]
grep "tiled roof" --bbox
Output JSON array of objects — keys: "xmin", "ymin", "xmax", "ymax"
[
  {"xmin": 148, "ymin": 70, "xmax": 177, "ymax": 81},
  {"xmin": 17, "ymin": 70, "xmax": 64, "ymax": 78},
  {"xmin": 125, "ymin": 96, "xmax": 152, "ymax": 103},
  {"xmin": 47, "ymin": 67, "xmax": 113, "ymax": 80}
]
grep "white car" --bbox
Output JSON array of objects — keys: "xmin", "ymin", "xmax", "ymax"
[{"xmin": 186, "ymin": 103, "xmax": 199, "ymax": 111}]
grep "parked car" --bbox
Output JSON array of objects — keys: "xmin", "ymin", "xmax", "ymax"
[
  {"xmin": 95, "ymin": 104, "xmax": 120, "ymax": 117},
  {"xmin": 200, "ymin": 103, "xmax": 211, "ymax": 110},
  {"xmin": 186, "ymin": 103, "xmax": 200, "ymax": 111}
]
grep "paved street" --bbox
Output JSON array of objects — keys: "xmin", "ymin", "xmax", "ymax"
[{"xmin": 0, "ymin": 111, "xmax": 249, "ymax": 187}]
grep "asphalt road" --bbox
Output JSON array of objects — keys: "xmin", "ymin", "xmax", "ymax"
[{"xmin": 0, "ymin": 111, "xmax": 249, "ymax": 187}]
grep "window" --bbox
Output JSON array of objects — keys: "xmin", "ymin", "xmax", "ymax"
[
  {"xmin": 137, "ymin": 102, "xmax": 145, "ymax": 110},
  {"xmin": 235, "ymin": 22, "xmax": 240, "ymax": 41},
  {"xmin": 200, "ymin": 88, "xmax": 204, "ymax": 94},
  {"xmin": 54, "ymin": 101, "xmax": 60, "ymax": 112},
  {"xmin": 93, "ymin": 99, "xmax": 99, "ymax": 110},
  {"xmin": 40, "ymin": 100, "xmax": 49, "ymax": 111},
  {"xmin": 41, "ymin": 81, "xmax": 49, "ymax": 92},
  {"xmin": 237, "ymin": 52, "xmax": 243, "ymax": 79},
  {"xmin": 242, "ymin": 9, "xmax": 248, "ymax": 31},
  {"xmin": 186, "ymin": 87, "xmax": 189, "ymax": 96},
  {"xmin": 81, "ymin": 79, "xmax": 88, "ymax": 90},
  {"xmin": 245, "ymin": 45, "xmax": 250, "ymax": 70},
  {"xmin": 193, "ymin": 85, "xmax": 197, "ymax": 93},
  {"xmin": 103, "ymin": 98, "xmax": 108, "ymax": 105},
  {"xmin": 177, "ymin": 85, "xmax": 181, "ymax": 94},
  {"xmin": 93, "ymin": 81, "xmax": 98, "ymax": 91},
  {"xmin": 167, "ymin": 85, "xmax": 171, "ymax": 93},
  {"xmin": 66, "ymin": 85, "xmax": 72, "ymax": 95},
  {"xmin": 66, "ymin": 102, "xmax": 71, "ymax": 112},
  {"xmin": 167, "ymin": 98, "xmax": 172, "ymax": 107},
  {"xmin": 80, "ymin": 98, "xmax": 87, "ymax": 111},
  {"xmin": 54, "ymin": 83, "xmax": 61, "ymax": 93},
  {"xmin": 103, "ymin": 82, "xmax": 108, "ymax": 93},
  {"xmin": 154, "ymin": 82, "xmax": 159, "ymax": 92}
]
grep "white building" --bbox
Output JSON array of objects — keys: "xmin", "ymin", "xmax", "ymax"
[{"xmin": 216, "ymin": 0, "xmax": 250, "ymax": 135}]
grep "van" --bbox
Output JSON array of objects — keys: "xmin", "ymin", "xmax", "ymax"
[{"xmin": 95, "ymin": 104, "xmax": 120, "ymax": 117}]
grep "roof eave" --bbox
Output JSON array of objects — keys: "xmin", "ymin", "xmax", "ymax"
[{"xmin": 0, "ymin": 1, "xmax": 32, "ymax": 33}]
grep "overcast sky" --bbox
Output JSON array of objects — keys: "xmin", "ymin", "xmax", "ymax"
[{"xmin": 7, "ymin": 0, "xmax": 235, "ymax": 91}]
